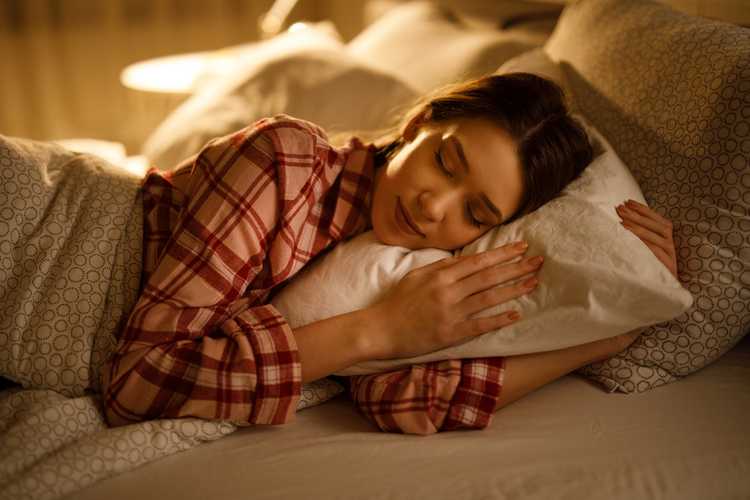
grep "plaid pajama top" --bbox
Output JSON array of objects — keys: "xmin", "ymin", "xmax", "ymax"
[{"xmin": 101, "ymin": 115, "xmax": 506, "ymax": 435}]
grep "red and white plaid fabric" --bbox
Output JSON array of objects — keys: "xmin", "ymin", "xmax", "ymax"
[{"xmin": 101, "ymin": 115, "xmax": 506, "ymax": 434}]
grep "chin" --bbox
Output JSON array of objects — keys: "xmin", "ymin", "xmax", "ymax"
[{"xmin": 372, "ymin": 222, "xmax": 397, "ymax": 247}]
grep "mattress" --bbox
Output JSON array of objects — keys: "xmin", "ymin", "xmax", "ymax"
[{"xmin": 72, "ymin": 334, "xmax": 750, "ymax": 500}]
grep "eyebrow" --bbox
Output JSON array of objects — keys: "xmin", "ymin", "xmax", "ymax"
[{"xmin": 449, "ymin": 136, "xmax": 504, "ymax": 223}]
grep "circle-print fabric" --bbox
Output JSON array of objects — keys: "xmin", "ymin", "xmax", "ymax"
[
  {"xmin": 0, "ymin": 136, "xmax": 144, "ymax": 397},
  {"xmin": 546, "ymin": 0, "xmax": 750, "ymax": 392}
]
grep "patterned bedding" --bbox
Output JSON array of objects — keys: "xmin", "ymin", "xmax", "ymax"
[{"xmin": 0, "ymin": 136, "xmax": 342, "ymax": 500}]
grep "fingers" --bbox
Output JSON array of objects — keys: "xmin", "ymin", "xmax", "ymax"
[
  {"xmin": 620, "ymin": 218, "xmax": 663, "ymax": 248},
  {"xmin": 624, "ymin": 199, "xmax": 672, "ymax": 227},
  {"xmin": 616, "ymin": 199, "xmax": 679, "ymax": 279},
  {"xmin": 455, "ymin": 254, "xmax": 544, "ymax": 299},
  {"xmin": 457, "ymin": 273, "xmax": 539, "ymax": 318},
  {"xmin": 455, "ymin": 310, "xmax": 522, "ymax": 339},
  {"xmin": 616, "ymin": 200, "xmax": 672, "ymax": 240},
  {"xmin": 442, "ymin": 241, "xmax": 530, "ymax": 281},
  {"xmin": 616, "ymin": 200, "xmax": 672, "ymax": 248}
]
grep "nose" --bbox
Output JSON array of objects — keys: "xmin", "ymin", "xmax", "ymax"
[{"xmin": 418, "ymin": 188, "xmax": 459, "ymax": 223}]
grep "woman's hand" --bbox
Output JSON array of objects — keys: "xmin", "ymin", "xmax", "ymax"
[
  {"xmin": 616, "ymin": 199, "xmax": 678, "ymax": 279},
  {"xmin": 369, "ymin": 241, "xmax": 543, "ymax": 359}
]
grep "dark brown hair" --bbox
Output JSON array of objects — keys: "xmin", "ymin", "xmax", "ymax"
[{"xmin": 374, "ymin": 73, "xmax": 594, "ymax": 224}]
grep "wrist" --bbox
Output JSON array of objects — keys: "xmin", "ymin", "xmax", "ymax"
[
  {"xmin": 292, "ymin": 306, "xmax": 388, "ymax": 383},
  {"xmin": 355, "ymin": 303, "xmax": 393, "ymax": 361}
]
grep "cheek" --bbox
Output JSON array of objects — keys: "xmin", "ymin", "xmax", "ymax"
[{"xmin": 386, "ymin": 143, "xmax": 428, "ymax": 184}]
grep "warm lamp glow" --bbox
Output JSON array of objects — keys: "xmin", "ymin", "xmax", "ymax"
[{"xmin": 120, "ymin": 51, "xmax": 214, "ymax": 94}]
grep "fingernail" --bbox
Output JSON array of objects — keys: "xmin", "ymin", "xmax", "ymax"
[
  {"xmin": 522, "ymin": 276, "xmax": 538, "ymax": 288},
  {"xmin": 508, "ymin": 311, "xmax": 521, "ymax": 321},
  {"xmin": 514, "ymin": 241, "xmax": 528, "ymax": 251},
  {"xmin": 529, "ymin": 255, "xmax": 544, "ymax": 267}
]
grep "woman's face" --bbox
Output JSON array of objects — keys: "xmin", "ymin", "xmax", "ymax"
[{"xmin": 370, "ymin": 117, "xmax": 524, "ymax": 251}]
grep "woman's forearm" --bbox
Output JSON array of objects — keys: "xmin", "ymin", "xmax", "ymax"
[
  {"xmin": 293, "ymin": 308, "xmax": 385, "ymax": 384},
  {"xmin": 494, "ymin": 337, "xmax": 617, "ymax": 411}
]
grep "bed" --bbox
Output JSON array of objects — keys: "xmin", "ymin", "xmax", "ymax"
[{"xmin": 2, "ymin": 1, "xmax": 749, "ymax": 499}]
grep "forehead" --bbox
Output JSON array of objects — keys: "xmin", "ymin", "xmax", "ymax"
[{"xmin": 433, "ymin": 118, "xmax": 524, "ymax": 217}]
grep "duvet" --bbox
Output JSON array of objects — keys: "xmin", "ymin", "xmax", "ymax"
[{"xmin": 0, "ymin": 135, "xmax": 338, "ymax": 500}]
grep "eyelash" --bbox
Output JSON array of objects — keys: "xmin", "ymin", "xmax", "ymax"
[{"xmin": 434, "ymin": 149, "xmax": 483, "ymax": 228}]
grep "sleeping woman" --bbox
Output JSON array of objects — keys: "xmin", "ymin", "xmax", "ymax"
[{"xmin": 101, "ymin": 73, "xmax": 679, "ymax": 434}]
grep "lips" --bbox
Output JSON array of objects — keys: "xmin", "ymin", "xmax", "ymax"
[{"xmin": 396, "ymin": 197, "xmax": 424, "ymax": 237}]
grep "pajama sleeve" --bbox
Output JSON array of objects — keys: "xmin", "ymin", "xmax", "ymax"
[
  {"xmin": 101, "ymin": 117, "xmax": 338, "ymax": 428},
  {"xmin": 348, "ymin": 357, "xmax": 506, "ymax": 435}
]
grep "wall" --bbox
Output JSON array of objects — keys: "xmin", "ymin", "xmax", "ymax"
[
  {"xmin": 0, "ymin": 0, "xmax": 317, "ymax": 152},
  {"xmin": 1, "ymin": 0, "xmax": 746, "ymax": 154}
]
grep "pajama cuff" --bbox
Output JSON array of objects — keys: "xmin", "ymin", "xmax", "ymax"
[
  {"xmin": 232, "ymin": 303, "xmax": 302, "ymax": 425},
  {"xmin": 442, "ymin": 357, "xmax": 506, "ymax": 431}
]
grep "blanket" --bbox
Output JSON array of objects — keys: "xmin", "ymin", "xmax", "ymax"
[{"xmin": 0, "ymin": 136, "xmax": 343, "ymax": 500}]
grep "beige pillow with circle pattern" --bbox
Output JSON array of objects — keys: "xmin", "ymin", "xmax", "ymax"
[{"xmin": 544, "ymin": 0, "xmax": 750, "ymax": 393}]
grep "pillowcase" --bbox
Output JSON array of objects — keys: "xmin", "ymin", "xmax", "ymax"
[
  {"xmin": 270, "ymin": 116, "xmax": 693, "ymax": 376},
  {"xmin": 141, "ymin": 24, "xmax": 418, "ymax": 170},
  {"xmin": 297, "ymin": 377, "xmax": 344, "ymax": 411},
  {"xmin": 544, "ymin": 0, "xmax": 750, "ymax": 393},
  {"xmin": 347, "ymin": 1, "xmax": 550, "ymax": 93}
]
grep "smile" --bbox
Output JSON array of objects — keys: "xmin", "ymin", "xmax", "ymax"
[{"xmin": 395, "ymin": 197, "xmax": 425, "ymax": 237}]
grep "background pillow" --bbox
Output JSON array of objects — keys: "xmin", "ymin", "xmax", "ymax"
[
  {"xmin": 496, "ymin": 47, "xmax": 578, "ymax": 113},
  {"xmin": 347, "ymin": 1, "xmax": 553, "ymax": 94},
  {"xmin": 363, "ymin": 0, "xmax": 564, "ymax": 30},
  {"xmin": 270, "ymin": 117, "xmax": 693, "ymax": 376},
  {"xmin": 545, "ymin": 0, "xmax": 750, "ymax": 393},
  {"xmin": 141, "ymin": 24, "xmax": 418, "ymax": 170}
]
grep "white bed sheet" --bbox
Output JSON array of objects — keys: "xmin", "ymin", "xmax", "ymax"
[{"xmin": 71, "ymin": 334, "xmax": 750, "ymax": 500}]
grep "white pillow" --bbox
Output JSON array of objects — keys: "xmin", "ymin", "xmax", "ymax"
[
  {"xmin": 141, "ymin": 24, "xmax": 418, "ymax": 169},
  {"xmin": 270, "ymin": 117, "xmax": 694, "ymax": 375},
  {"xmin": 347, "ymin": 1, "xmax": 546, "ymax": 93}
]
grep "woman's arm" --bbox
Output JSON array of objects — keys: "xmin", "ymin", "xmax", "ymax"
[
  {"xmin": 348, "ymin": 318, "xmax": 637, "ymax": 435},
  {"xmin": 350, "ymin": 201, "xmax": 676, "ymax": 435},
  {"xmin": 294, "ymin": 308, "xmax": 381, "ymax": 384},
  {"xmin": 107, "ymin": 115, "xmax": 538, "ymax": 429},
  {"xmin": 494, "ymin": 331, "xmax": 637, "ymax": 411},
  {"xmin": 102, "ymin": 117, "xmax": 366, "ymax": 428}
]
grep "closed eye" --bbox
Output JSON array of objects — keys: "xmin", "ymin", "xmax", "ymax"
[
  {"xmin": 434, "ymin": 150, "xmax": 452, "ymax": 177},
  {"xmin": 434, "ymin": 147, "xmax": 485, "ymax": 228}
]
